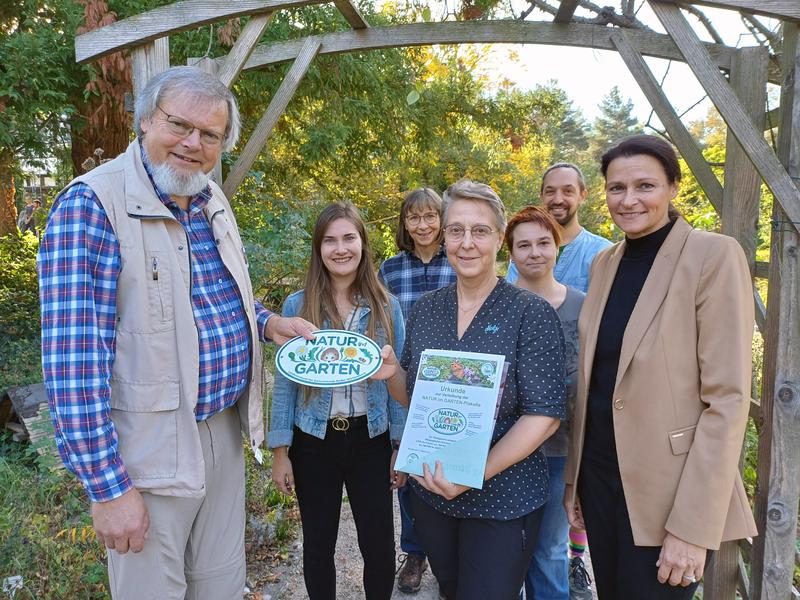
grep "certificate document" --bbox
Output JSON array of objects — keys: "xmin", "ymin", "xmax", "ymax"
[{"xmin": 395, "ymin": 349, "xmax": 507, "ymax": 489}]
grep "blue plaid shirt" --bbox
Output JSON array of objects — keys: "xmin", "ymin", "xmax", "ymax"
[
  {"xmin": 378, "ymin": 247, "xmax": 456, "ymax": 320},
  {"xmin": 38, "ymin": 154, "xmax": 273, "ymax": 502}
]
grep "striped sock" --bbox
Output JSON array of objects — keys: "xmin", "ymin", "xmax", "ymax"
[{"xmin": 568, "ymin": 528, "xmax": 588, "ymax": 559}]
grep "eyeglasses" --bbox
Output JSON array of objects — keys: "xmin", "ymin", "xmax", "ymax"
[
  {"xmin": 443, "ymin": 224, "xmax": 496, "ymax": 242},
  {"xmin": 156, "ymin": 106, "xmax": 225, "ymax": 147},
  {"xmin": 405, "ymin": 212, "xmax": 439, "ymax": 226}
]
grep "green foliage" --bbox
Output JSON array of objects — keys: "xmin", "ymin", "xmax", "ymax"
[
  {"xmin": 0, "ymin": 431, "xmax": 108, "ymax": 599},
  {"xmin": 0, "ymin": 0, "xmax": 89, "ymax": 169},
  {"xmin": 589, "ymin": 85, "xmax": 642, "ymax": 163},
  {"xmin": 0, "ymin": 235, "xmax": 41, "ymax": 391},
  {"xmin": 232, "ymin": 180, "xmax": 316, "ymax": 311}
]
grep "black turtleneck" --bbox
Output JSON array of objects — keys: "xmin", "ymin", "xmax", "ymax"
[{"xmin": 582, "ymin": 219, "xmax": 676, "ymax": 472}]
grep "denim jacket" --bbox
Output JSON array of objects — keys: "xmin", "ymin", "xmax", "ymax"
[{"xmin": 268, "ymin": 290, "xmax": 407, "ymax": 447}]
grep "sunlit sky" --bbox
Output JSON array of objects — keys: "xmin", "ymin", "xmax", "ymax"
[{"xmin": 463, "ymin": 2, "xmax": 779, "ymax": 127}]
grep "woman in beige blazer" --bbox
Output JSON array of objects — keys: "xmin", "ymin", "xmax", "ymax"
[{"xmin": 563, "ymin": 135, "xmax": 757, "ymax": 599}]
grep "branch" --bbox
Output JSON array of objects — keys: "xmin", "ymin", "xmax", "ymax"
[
  {"xmin": 621, "ymin": 0, "xmax": 635, "ymax": 19},
  {"xmin": 678, "ymin": 4, "xmax": 723, "ymax": 44},
  {"xmin": 741, "ymin": 13, "xmax": 780, "ymax": 56},
  {"xmin": 522, "ymin": 0, "xmax": 648, "ymax": 27},
  {"xmin": 523, "ymin": 0, "xmax": 557, "ymax": 18},
  {"xmin": 12, "ymin": 112, "xmax": 60, "ymax": 155}
]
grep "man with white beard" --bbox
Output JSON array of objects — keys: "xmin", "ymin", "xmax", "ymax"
[{"xmin": 38, "ymin": 66, "xmax": 314, "ymax": 599}]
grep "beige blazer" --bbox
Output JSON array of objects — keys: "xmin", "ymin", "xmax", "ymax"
[{"xmin": 564, "ymin": 218, "xmax": 758, "ymax": 549}]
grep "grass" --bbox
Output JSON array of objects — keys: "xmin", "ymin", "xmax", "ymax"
[
  {"xmin": 0, "ymin": 431, "xmax": 107, "ymax": 599},
  {"xmin": 0, "ymin": 405, "xmax": 298, "ymax": 600}
]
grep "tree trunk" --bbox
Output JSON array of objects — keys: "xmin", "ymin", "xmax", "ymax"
[
  {"xmin": 0, "ymin": 147, "xmax": 19, "ymax": 237},
  {"xmin": 70, "ymin": 1, "xmax": 132, "ymax": 175},
  {"xmin": 70, "ymin": 112, "xmax": 130, "ymax": 175}
]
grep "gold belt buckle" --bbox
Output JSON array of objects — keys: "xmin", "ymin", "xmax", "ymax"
[{"xmin": 331, "ymin": 416, "xmax": 350, "ymax": 432}]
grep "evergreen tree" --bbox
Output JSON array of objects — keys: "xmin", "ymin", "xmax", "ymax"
[
  {"xmin": 553, "ymin": 102, "xmax": 590, "ymax": 159},
  {"xmin": 589, "ymin": 85, "xmax": 641, "ymax": 161}
]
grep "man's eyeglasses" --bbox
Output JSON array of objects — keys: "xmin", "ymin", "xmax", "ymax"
[
  {"xmin": 443, "ymin": 224, "xmax": 496, "ymax": 242},
  {"xmin": 405, "ymin": 212, "xmax": 439, "ymax": 226},
  {"xmin": 156, "ymin": 106, "xmax": 225, "ymax": 147}
]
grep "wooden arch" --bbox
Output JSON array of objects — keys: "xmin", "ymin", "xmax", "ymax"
[{"xmin": 75, "ymin": 3, "xmax": 799, "ymax": 598}]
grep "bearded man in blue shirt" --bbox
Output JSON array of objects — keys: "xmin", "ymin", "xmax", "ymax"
[{"xmin": 507, "ymin": 163, "xmax": 611, "ymax": 293}]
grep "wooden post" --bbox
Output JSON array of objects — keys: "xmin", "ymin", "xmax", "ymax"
[
  {"xmin": 554, "ymin": 0, "xmax": 580, "ymax": 22},
  {"xmin": 331, "ymin": 0, "xmax": 369, "ymax": 29},
  {"xmin": 703, "ymin": 45, "xmax": 768, "ymax": 600},
  {"xmin": 750, "ymin": 21, "xmax": 800, "ymax": 600},
  {"xmin": 720, "ymin": 46, "xmax": 768, "ymax": 274},
  {"xmin": 648, "ymin": 0, "xmax": 800, "ymax": 238},
  {"xmin": 222, "ymin": 36, "xmax": 321, "ymax": 198},
  {"xmin": 653, "ymin": 0, "xmax": 800, "ymax": 22},
  {"xmin": 217, "ymin": 13, "xmax": 274, "ymax": 88},
  {"xmin": 131, "ymin": 37, "xmax": 170, "ymax": 99}
]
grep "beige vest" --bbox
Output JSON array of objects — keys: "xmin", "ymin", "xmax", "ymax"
[{"xmin": 67, "ymin": 140, "xmax": 264, "ymax": 497}]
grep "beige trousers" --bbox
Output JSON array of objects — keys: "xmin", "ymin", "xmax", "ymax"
[{"xmin": 107, "ymin": 408, "xmax": 246, "ymax": 600}]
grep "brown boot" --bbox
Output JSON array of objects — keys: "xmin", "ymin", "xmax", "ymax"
[{"xmin": 397, "ymin": 553, "xmax": 428, "ymax": 594}]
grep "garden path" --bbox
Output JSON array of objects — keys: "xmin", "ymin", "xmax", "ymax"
[{"xmin": 250, "ymin": 494, "xmax": 599, "ymax": 599}]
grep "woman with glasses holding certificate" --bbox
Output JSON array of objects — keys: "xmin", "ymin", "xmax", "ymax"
[{"xmin": 375, "ymin": 179, "xmax": 566, "ymax": 600}]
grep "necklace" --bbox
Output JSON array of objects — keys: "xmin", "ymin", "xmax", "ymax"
[{"xmin": 456, "ymin": 281, "xmax": 496, "ymax": 314}]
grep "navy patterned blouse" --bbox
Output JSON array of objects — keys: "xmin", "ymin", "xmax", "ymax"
[{"xmin": 400, "ymin": 279, "xmax": 566, "ymax": 520}]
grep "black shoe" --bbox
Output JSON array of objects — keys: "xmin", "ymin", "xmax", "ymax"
[
  {"xmin": 397, "ymin": 553, "xmax": 428, "ymax": 594},
  {"xmin": 569, "ymin": 556, "xmax": 593, "ymax": 600}
]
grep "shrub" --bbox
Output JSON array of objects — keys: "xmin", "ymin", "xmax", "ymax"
[{"xmin": 0, "ymin": 235, "xmax": 42, "ymax": 391}]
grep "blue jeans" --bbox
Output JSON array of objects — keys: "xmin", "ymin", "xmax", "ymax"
[
  {"xmin": 523, "ymin": 455, "xmax": 569, "ymax": 600},
  {"xmin": 398, "ymin": 483, "xmax": 426, "ymax": 557}
]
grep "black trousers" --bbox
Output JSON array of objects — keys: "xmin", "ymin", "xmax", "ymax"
[
  {"xmin": 578, "ymin": 460, "xmax": 710, "ymax": 600},
  {"xmin": 290, "ymin": 421, "xmax": 395, "ymax": 600},
  {"xmin": 410, "ymin": 489, "xmax": 543, "ymax": 600}
]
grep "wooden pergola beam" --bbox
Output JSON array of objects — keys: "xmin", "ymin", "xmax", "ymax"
[
  {"xmin": 610, "ymin": 29, "xmax": 723, "ymax": 212},
  {"xmin": 750, "ymin": 20, "xmax": 800, "ymax": 600},
  {"xmin": 721, "ymin": 46, "xmax": 768, "ymax": 275},
  {"xmin": 74, "ymin": 0, "xmax": 324, "ymax": 64},
  {"xmin": 222, "ymin": 36, "xmax": 321, "ymax": 198},
  {"xmin": 707, "ymin": 45, "xmax": 768, "ymax": 599},
  {"xmin": 217, "ymin": 13, "xmax": 274, "ymax": 88},
  {"xmin": 554, "ymin": 0, "xmax": 581, "ymax": 23},
  {"xmin": 658, "ymin": 0, "xmax": 800, "ymax": 23},
  {"xmin": 243, "ymin": 20, "xmax": 749, "ymax": 76},
  {"xmin": 649, "ymin": 0, "xmax": 800, "ymax": 238},
  {"xmin": 332, "ymin": 0, "xmax": 369, "ymax": 29}
]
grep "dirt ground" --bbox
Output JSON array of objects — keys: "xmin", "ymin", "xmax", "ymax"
[{"xmin": 248, "ymin": 495, "xmax": 598, "ymax": 600}]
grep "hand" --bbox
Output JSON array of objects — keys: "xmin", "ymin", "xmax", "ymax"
[
  {"xmin": 266, "ymin": 316, "xmax": 316, "ymax": 345},
  {"xmin": 656, "ymin": 532, "xmax": 707, "ymax": 586},
  {"xmin": 390, "ymin": 447, "xmax": 406, "ymax": 490},
  {"xmin": 563, "ymin": 484, "xmax": 585, "ymax": 529},
  {"xmin": 91, "ymin": 488, "xmax": 150, "ymax": 554},
  {"xmin": 412, "ymin": 460, "xmax": 469, "ymax": 500},
  {"xmin": 271, "ymin": 448, "xmax": 295, "ymax": 495},
  {"xmin": 370, "ymin": 345, "xmax": 399, "ymax": 381}
]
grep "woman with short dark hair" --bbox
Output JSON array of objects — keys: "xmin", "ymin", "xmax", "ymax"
[
  {"xmin": 564, "ymin": 135, "xmax": 758, "ymax": 598},
  {"xmin": 506, "ymin": 206, "xmax": 586, "ymax": 600}
]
